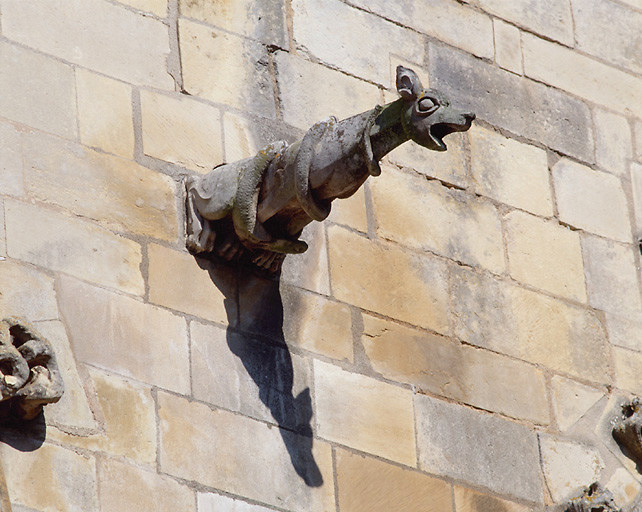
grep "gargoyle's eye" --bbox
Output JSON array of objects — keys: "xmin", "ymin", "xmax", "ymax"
[{"xmin": 417, "ymin": 97, "xmax": 438, "ymax": 113}]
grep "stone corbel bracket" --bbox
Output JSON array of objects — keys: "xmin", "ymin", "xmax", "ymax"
[
  {"xmin": 612, "ymin": 397, "xmax": 642, "ymax": 466},
  {"xmin": 0, "ymin": 317, "xmax": 64, "ymax": 421},
  {"xmin": 565, "ymin": 483, "xmax": 620, "ymax": 512}
]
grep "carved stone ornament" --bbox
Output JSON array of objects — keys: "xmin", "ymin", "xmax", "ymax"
[
  {"xmin": 565, "ymin": 483, "xmax": 620, "ymax": 512},
  {"xmin": 0, "ymin": 318, "xmax": 64, "ymax": 421},
  {"xmin": 612, "ymin": 397, "xmax": 642, "ymax": 465},
  {"xmin": 186, "ymin": 66, "xmax": 475, "ymax": 273}
]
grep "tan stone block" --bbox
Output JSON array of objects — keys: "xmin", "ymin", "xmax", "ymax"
[
  {"xmin": 76, "ymin": 69, "xmax": 134, "ymax": 159},
  {"xmin": 58, "ymin": 276, "xmax": 189, "ymax": 393},
  {"xmin": 327, "ymin": 185, "xmax": 368, "ymax": 233},
  {"xmin": 117, "ymin": 0, "xmax": 166, "ymax": 16},
  {"xmin": 0, "ymin": 200, "xmax": 5, "ymax": 258},
  {"xmin": 454, "ymin": 486, "xmax": 532, "ymax": 512},
  {"xmin": 148, "ymin": 244, "xmax": 232, "ymax": 324},
  {"xmin": 141, "ymin": 91, "xmax": 224, "ymax": 173},
  {"xmin": 179, "ymin": 19, "xmax": 275, "ymax": 118},
  {"xmin": 631, "ymin": 162, "xmax": 642, "ymax": 235},
  {"xmin": 1, "ymin": 0, "xmax": 173, "ymax": 89},
  {"xmin": 0, "ymin": 42, "xmax": 76, "ymax": 138},
  {"xmin": 469, "ymin": 125, "xmax": 553, "ymax": 216},
  {"xmin": 551, "ymin": 376, "xmax": 604, "ymax": 432},
  {"xmin": 198, "ymin": 493, "xmax": 273, "ymax": 512},
  {"xmin": 2, "ymin": 443, "xmax": 98, "ymax": 512},
  {"xmin": 99, "ymin": 458, "xmax": 194, "ymax": 512},
  {"xmin": 614, "ymin": 346, "xmax": 642, "ymax": 394},
  {"xmin": 505, "ymin": 210, "xmax": 586, "ymax": 302},
  {"xmin": 523, "ymin": 33, "xmax": 642, "ymax": 118},
  {"xmin": 158, "ymin": 391, "xmax": 335, "ymax": 511},
  {"xmin": 635, "ymin": 121, "xmax": 642, "ymax": 162},
  {"xmin": 336, "ymin": 448, "xmax": 452, "ymax": 512},
  {"xmin": 0, "ymin": 121, "xmax": 24, "ymax": 197},
  {"xmin": 607, "ymin": 468, "xmax": 641, "ymax": 509},
  {"xmin": 372, "ymin": 168, "xmax": 505, "ymax": 274},
  {"xmin": 5, "ymin": 200, "xmax": 144, "ymax": 296},
  {"xmin": 23, "ymin": 132, "xmax": 178, "ymax": 242},
  {"xmin": 606, "ymin": 312, "xmax": 642, "ymax": 352},
  {"xmin": 0, "ymin": 260, "xmax": 57, "ymax": 321},
  {"xmin": 553, "ymin": 158, "xmax": 632, "ymax": 243},
  {"xmin": 314, "ymin": 360, "xmax": 416, "ymax": 465},
  {"xmin": 223, "ymin": 112, "xmax": 261, "ymax": 163},
  {"xmin": 328, "ymin": 225, "xmax": 450, "ymax": 334},
  {"xmin": 493, "ymin": 19, "xmax": 522, "ymax": 74},
  {"xmin": 362, "ymin": 315, "xmax": 549, "ymax": 423},
  {"xmin": 593, "ymin": 108, "xmax": 632, "ymax": 177}
]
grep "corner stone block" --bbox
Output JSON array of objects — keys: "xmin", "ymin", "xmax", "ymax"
[
  {"xmin": 0, "ymin": 121, "xmax": 25, "ymax": 198},
  {"xmin": 493, "ymin": 19, "xmax": 522, "ymax": 75},
  {"xmin": 551, "ymin": 376, "xmax": 605, "ymax": 432},
  {"xmin": 280, "ymin": 222, "xmax": 331, "ymax": 296},
  {"xmin": 198, "ymin": 493, "xmax": 274, "ymax": 512},
  {"xmin": 118, "ymin": 0, "xmax": 167, "ymax": 17},
  {"xmin": 326, "ymin": 185, "xmax": 368, "ymax": 234},
  {"xmin": 631, "ymin": 162, "xmax": 642, "ymax": 235},
  {"xmin": 415, "ymin": 394, "xmax": 542, "ymax": 503},
  {"xmin": 0, "ymin": 200, "xmax": 5, "ymax": 258},
  {"xmin": 0, "ymin": 260, "xmax": 58, "ymax": 321},
  {"xmin": 606, "ymin": 312, "xmax": 642, "ymax": 352},
  {"xmin": 593, "ymin": 108, "xmax": 633, "ymax": 177},
  {"xmin": 453, "ymin": 486, "xmax": 532, "ymax": 512},
  {"xmin": 613, "ymin": 347, "xmax": 642, "ymax": 395}
]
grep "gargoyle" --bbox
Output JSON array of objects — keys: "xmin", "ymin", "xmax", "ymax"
[
  {"xmin": 0, "ymin": 318, "xmax": 64, "ymax": 421},
  {"xmin": 186, "ymin": 66, "xmax": 475, "ymax": 273},
  {"xmin": 612, "ymin": 398, "xmax": 642, "ymax": 466},
  {"xmin": 565, "ymin": 483, "xmax": 619, "ymax": 512}
]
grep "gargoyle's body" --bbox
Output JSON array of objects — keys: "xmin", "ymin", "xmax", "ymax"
[{"xmin": 187, "ymin": 67, "xmax": 474, "ymax": 273}]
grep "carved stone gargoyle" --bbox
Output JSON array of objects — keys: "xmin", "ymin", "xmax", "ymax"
[
  {"xmin": 0, "ymin": 318, "xmax": 64, "ymax": 421},
  {"xmin": 565, "ymin": 483, "xmax": 620, "ymax": 512},
  {"xmin": 613, "ymin": 398, "xmax": 642, "ymax": 465},
  {"xmin": 186, "ymin": 66, "xmax": 475, "ymax": 273}
]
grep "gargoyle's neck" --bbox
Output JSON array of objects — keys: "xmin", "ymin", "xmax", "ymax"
[{"xmin": 369, "ymin": 99, "xmax": 410, "ymax": 160}]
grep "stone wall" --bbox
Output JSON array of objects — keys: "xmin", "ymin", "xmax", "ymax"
[{"xmin": 0, "ymin": 0, "xmax": 641, "ymax": 510}]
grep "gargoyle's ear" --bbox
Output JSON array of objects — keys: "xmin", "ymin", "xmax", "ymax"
[{"xmin": 396, "ymin": 66, "xmax": 422, "ymax": 101}]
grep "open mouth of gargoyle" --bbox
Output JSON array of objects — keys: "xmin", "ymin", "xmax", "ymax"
[{"xmin": 429, "ymin": 122, "xmax": 471, "ymax": 150}]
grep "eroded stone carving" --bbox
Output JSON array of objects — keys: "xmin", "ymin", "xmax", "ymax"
[
  {"xmin": 0, "ymin": 318, "xmax": 64, "ymax": 421},
  {"xmin": 613, "ymin": 397, "xmax": 642, "ymax": 465},
  {"xmin": 566, "ymin": 483, "xmax": 619, "ymax": 512},
  {"xmin": 186, "ymin": 66, "xmax": 475, "ymax": 273}
]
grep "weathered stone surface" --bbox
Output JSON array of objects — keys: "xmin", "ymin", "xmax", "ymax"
[
  {"xmin": 117, "ymin": 0, "xmax": 166, "ymax": 16},
  {"xmin": 469, "ymin": 126, "xmax": 553, "ymax": 216},
  {"xmin": 274, "ymin": 51, "xmax": 381, "ymax": 131},
  {"xmin": 613, "ymin": 347, "xmax": 642, "ymax": 395},
  {"xmin": 0, "ymin": 260, "xmax": 57, "ymax": 321},
  {"xmin": 148, "ymin": 244, "xmax": 232, "ymax": 324},
  {"xmin": 141, "ymin": 90, "xmax": 224, "ymax": 173},
  {"xmin": 451, "ymin": 266, "xmax": 609, "ymax": 382},
  {"xmin": 292, "ymin": 0, "xmax": 425, "ymax": 85},
  {"xmin": 58, "ymin": 276, "xmax": 190, "ymax": 394},
  {"xmin": 362, "ymin": 315, "xmax": 549, "ymax": 423},
  {"xmin": 179, "ymin": 19, "xmax": 275, "ymax": 118},
  {"xmin": 198, "ymin": 493, "xmax": 273, "ymax": 512},
  {"xmin": 0, "ymin": 42, "xmax": 76, "ymax": 138},
  {"xmin": 328, "ymin": 225, "xmax": 450, "ymax": 334},
  {"xmin": 5, "ymin": 200, "xmax": 144, "ymax": 296},
  {"xmin": 1, "ymin": 0, "xmax": 173, "ymax": 89},
  {"xmin": 2, "ymin": 443, "xmax": 98, "ymax": 512},
  {"xmin": 23, "ymin": 132, "xmax": 178, "ymax": 242},
  {"xmin": 553, "ymin": 159, "xmax": 632, "ymax": 243},
  {"xmin": 416, "ymin": 394, "xmax": 542, "ymax": 502},
  {"xmin": 523, "ymin": 33, "xmax": 642, "ymax": 118},
  {"xmin": 454, "ymin": 487, "xmax": 532, "ymax": 512},
  {"xmin": 76, "ymin": 69, "xmax": 134, "ymax": 159},
  {"xmin": 606, "ymin": 468, "xmax": 641, "ymax": 509},
  {"xmin": 372, "ymin": 168, "xmax": 505, "ymax": 273},
  {"xmin": 505, "ymin": 211, "xmax": 586, "ymax": 302},
  {"xmin": 327, "ymin": 185, "xmax": 368, "ymax": 234},
  {"xmin": 635, "ymin": 124, "xmax": 642, "ymax": 162},
  {"xmin": 593, "ymin": 108, "xmax": 633, "ymax": 177},
  {"xmin": 631, "ymin": 162, "xmax": 642, "ymax": 234},
  {"xmin": 0, "ymin": 121, "xmax": 24, "ymax": 197},
  {"xmin": 347, "ymin": 0, "xmax": 493, "ymax": 59},
  {"xmin": 606, "ymin": 312, "xmax": 642, "ymax": 352},
  {"xmin": 281, "ymin": 222, "xmax": 331, "ymax": 296},
  {"xmin": 430, "ymin": 44, "xmax": 594, "ymax": 162},
  {"xmin": 100, "ymin": 458, "xmax": 194, "ymax": 512},
  {"xmin": 158, "ymin": 391, "xmax": 335, "ymax": 511},
  {"xmin": 551, "ymin": 376, "xmax": 604, "ymax": 432},
  {"xmin": 0, "ymin": 200, "xmax": 5, "ymax": 257},
  {"xmin": 582, "ymin": 236, "xmax": 642, "ymax": 315},
  {"xmin": 539, "ymin": 435, "xmax": 604, "ymax": 503},
  {"xmin": 179, "ymin": 0, "xmax": 286, "ymax": 48},
  {"xmin": 493, "ymin": 19, "xmax": 522, "ymax": 74},
  {"xmin": 336, "ymin": 448, "xmax": 452, "ymax": 512},
  {"xmin": 472, "ymin": 0, "xmax": 573, "ymax": 45}
]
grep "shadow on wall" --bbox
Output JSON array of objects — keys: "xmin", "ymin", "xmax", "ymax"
[
  {"xmin": 197, "ymin": 256, "xmax": 323, "ymax": 487},
  {"xmin": 0, "ymin": 412, "xmax": 47, "ymax": 452}
]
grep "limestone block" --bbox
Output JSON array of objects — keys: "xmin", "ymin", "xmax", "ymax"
[
  {"xmin": 198, "ymin": 493, "xmax": 273, "ymax": 512},
  {"xmin": 430, "ymin": 45, "xmax": 594, "ymax": 163},
  {"xmin": 0, "ymin": 200, "xmax": 5, "ymax": 258},
  {"xmin": 416, "ymin": 394, "xmax": 542, "ymax": 502},
  {"xmin": 327, "ymin": 185, "xmax": 368, "ymax": 234},
  {"xmin": 57, "ymin": 276, "xmax": 190, "ymax": 394},
  {"xmin": 593, "ymin": 108, "xmax": 633, "ymax": 177},
  {"xmin": 0, "ymin": 260, "xmax": 57, "ymax": 321},
  {"xmin": 635, "ymin": 122, "xmax": 642, "ymax": 162},
  {"xmin": 158, "ymin": 391, "xmax": 335, "ymax": 511},
  {"xmin": 179, "ymin": 19, "xmax": 276, "ymax": 118},
  {"xmin": 1, "ymin": 0, "xmax": 173, "ymax": 89},
  {"xmin": 523, "ymin": 33, "xmax": 642, "ymax": 118},
  {"xmin": 292, "ymin": 0, "xmax": 425, "ymax": 85},
  {"xmin": 314, "ymin": 360, "xmax": 416, "ymax": 465},
  {"xmin": 179, "ymin": 0, "xmax": 286, "ymax": 48},
  {"xmin": 0, "ymin": 121, "xmax": 24, "ymax": 197},
  {"xmin": 336, "ymin": 448, "xmax": 452, "ymax": 512},
  {"xmin": 77, "ymin": 69, "xmax": 134, "ymax": 159},
  {"xmin": 5, "ymin": 200, "xmax": 144, "ymax": 296},
  {"xmin": 328, "ymin": 225, "xmax": 450, "ymax": 334},
  {"xmin": 606, "ymin": 468, "xmax": 641, "ymax": 509},
  {"xmin": 1, "ymin": 443, "xmax": 98, "ymax": 512},
  {"xmin": 371, "ymin": 168, "xmax": 505, "ymax": 274},
  {"xmin": 551, "ymin": 376, "xmax": 605, "ymax": 432},
  {"xmin": 117, "ymin": 0, "xmax": 166, "ymax": 16},
  {"xmin": 493, "ymin": 19, "xmax": 522, "ymax": 74},
  {"xmin": 606, "ymin": 312, "xmax": 642, "ymax": 352},
  {"xmin": 23, "ymin": 132, "xmax": 178, "ymax": 242},
  {"xmin": 0, "ymin": 42, "xmax": 76, "ymax": 138},
  {"xmin": 99, "ymin": 458, "xmax": 194, "ymax": 512},
  {"xmin": 505, "ymin": 210, "xmax": 586, "ymax": 302},
  {"xmin": 631, "ymin": 162, "xmax": 642, "ymax": 235},
  {"xmin": 613, "ymin": 347, "xmax": 642, "ymax": 395},
  {"xmin": 274, "ymin": 51, "xmax": 381, "ymax": 131},
  {"xmin": 148, "ymin": 244, "xmax": 232, "ymax": 325},
  {"xmin": 469, "ymin": 126, "xmax": 553, "ymax": 216},
  {"xmin": 141, "ymin": 90, "xmax": 224, "ymax": 173},
  {"xmin": 453, "ymin": 486, "xmax": 532, "ymax": 512},
  {"xmin": 553, "ymin": 159, "xmax": 632, "ymax": 243},
  {"xmin": 539, "ymin": 435, "xmax": 604, "ymax": 503},
  {"xmin": 582, "ymin": 236, "xmax": 642, "ymax": 315},
  {"xmin": 362, "ymin": 315, "xmax": 549, "ymax": 423},
  {"xmin": 281, "ymin": 222, "xmax": 331, "ymax": 296},
  {"xmin": 451, "ymin": 266, "xmax": 609, "ymax": 382}
]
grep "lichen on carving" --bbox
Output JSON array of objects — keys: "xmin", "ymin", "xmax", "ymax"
[{"xmin": 565, "ymin": 483, "xmax": 620, "ymax": 512}]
